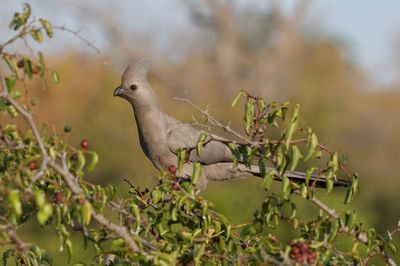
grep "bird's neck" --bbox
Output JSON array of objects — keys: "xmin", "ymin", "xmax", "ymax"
[{"xmin": 131, "ymin": 101, "xmax": 166, "ymax": 138}]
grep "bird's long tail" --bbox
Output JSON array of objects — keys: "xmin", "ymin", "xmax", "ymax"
[{"xmin": 246, "ymin": 165, "xmax": 350, "ymax": 188}]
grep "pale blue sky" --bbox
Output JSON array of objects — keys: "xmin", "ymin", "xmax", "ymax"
[{"xmin": 1, "ymin": 0, "xmax": 400, "ymax": 85}]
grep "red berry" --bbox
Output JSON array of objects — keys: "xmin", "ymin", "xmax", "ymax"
[
  {"xmin": 78, "ymin": 198, "xmax": 85, "ymax": 205},
  {"xmin": 29, "ymin": 161, "xmax": 38, "ymax": 170},
  {"xmin": 17, "ymin": 60, "xmax": 24, "ymax": 68},
  {"xmin": 55, "ymin": 192, "xmax": 64, "ymax": 202},
  {"xmin": 168, "ymin": 165, "xmax": 177, "ymax": 174},
  {"xmin": 307, "ymin": 257, "xmax": 316, "ymax": 264},
  {"xmin": 171, "ymin": 182, "xmax": 180, "ymax": 190},
  {"xmin": 309, "ymin": 252, "xmax": 316, "ymax": 259},
  {"xmin": 299, "ymin": 243, "xmax": 308, "ymax": 253},
  {"xmin": 80, "ymin": 139, "xmax": 89, "ymax": 150},
  {"xmin": 292, "ymin": 247, "xmax": 300, "ymax": 254},
  {"xmin": 31, "ymin": 64, "xmax": 40, "ymax": 74},
  {"xmin": 296, "ymin": 256, "xmax": 304, "ymax": 264}
]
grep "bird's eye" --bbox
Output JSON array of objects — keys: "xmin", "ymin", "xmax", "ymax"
[{"xmin": 130, "ymin": 84, "xmax": 137, "ymax": 91}]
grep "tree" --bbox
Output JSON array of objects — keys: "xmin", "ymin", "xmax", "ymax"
[{"xmin": 0, "ymin": 4, "xmax": 398, "ymax": 265}]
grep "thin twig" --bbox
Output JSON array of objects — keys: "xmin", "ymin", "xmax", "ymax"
[
  {"xmin": 54, "ymin": 25, "xmax": 108, "ymax": 65},
  {"xmin": 174, "ymin": 96, "xmax": 252, "ymax": 144}
]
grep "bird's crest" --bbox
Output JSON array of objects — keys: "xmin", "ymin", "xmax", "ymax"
[{"xmin": 122, "ymin": 59, "xmax": 150, "ymax": 83}]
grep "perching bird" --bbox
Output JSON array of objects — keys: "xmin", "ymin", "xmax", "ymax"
[{"xmin": 113, "ymin": 59, "xmax": 350, "ymax": 190}]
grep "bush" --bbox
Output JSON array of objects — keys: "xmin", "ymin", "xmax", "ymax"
[{"xmin": 0, "ymin": 4, "xmax": 398, "ymax": 265}]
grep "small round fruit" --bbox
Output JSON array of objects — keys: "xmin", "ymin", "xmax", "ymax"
[
  {"xmin": 55, "ymin": 192, "xmax": 64, "ymax": 202},
  {"xmin": 80, "ymin": 139, "xmax": 89, "ymax": 150},
  {"xmin": 292, "ymin": 247, "xmax": 300, "ymax": 254},
  {"xmin": 296, "ymin": 256, "xmax": 304, "ymax": 264},
  {"xmin": 29, "ymin": 161, "xmax": 38, "ymax": 170},
  {"xmin": 31, "ymin": 64, "xmax": 40, "ymax": 74},
  {"xmin": 299, "ymin": 242, "xmax": 308, "ymax": 253},
  {"xmin": 168, "ymin": 165, "xmax": 177, "ymax": 174},
  {"xmin": 17, "ymin": 60, "xmax": 24, "ymax": 68},
  {"xmin": 307, "ymin": 257, "xmax": 316, "ymax": 265},
  {"xmin": 171, "ymin": 182, "xmax": 180, "ymax": 190},
  {"xmin": 78, "ymin": 198, "xmax": 85, "ymax": 205}
]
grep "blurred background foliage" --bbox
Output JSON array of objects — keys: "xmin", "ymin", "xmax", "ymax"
[{"xmin": 1, "ymin": 0, "xmax": 400, "ymax": 264}]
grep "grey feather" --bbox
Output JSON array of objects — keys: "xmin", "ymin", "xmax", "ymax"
[{"xmin": 114, "ymin": 59, "xmax": 350, "ymax": 191}]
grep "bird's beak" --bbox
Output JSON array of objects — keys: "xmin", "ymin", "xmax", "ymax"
[{"xmin": 113, "ymin": 86, "xmax": 125, "ymax": 97}]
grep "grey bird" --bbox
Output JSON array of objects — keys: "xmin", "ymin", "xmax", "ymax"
[{"xmin": 113, "ymin": 59, "xmax": 350, "ymax": 190}]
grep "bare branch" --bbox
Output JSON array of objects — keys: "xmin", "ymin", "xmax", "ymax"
[
  {"xmin": 54, "ymin": 25, "xmax": 108, "ymax": 65},
  {"xmin": 174, "ymin": 96, "xmax": 251, "ymax": 143}
]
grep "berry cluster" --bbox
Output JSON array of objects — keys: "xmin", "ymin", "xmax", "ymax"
[{"xmin": 289, "ymin": 241, "xmax": 316, "ymax": 265}]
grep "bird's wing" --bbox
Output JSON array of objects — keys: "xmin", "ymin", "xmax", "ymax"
[{"xmin": 165, "ymin": 115, "xmax": 233, "ymax": 165}]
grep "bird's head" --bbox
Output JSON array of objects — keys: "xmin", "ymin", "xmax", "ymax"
[{"xmin": 113, "ymin": 59, "xmax": 157, "ymax": 107}]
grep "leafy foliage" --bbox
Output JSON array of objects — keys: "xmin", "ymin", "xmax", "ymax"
[{"xmin": 0, "ymin": 4, "xmax": 398, "ymax": 266}]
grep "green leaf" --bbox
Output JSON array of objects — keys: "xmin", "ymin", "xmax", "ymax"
[
  {"xmin": 29, "ymin": 245, "xmax": 42, "ymax": 262},
  {"xmin": 76, "ymin": 150, "xmax": 86, "ymax": 174},
  {"xmin": 30, "ymin": 27, "xmax": 43, "ymax": 43},
  {"xmin": 176, "ymin": 148, "xmax": 186, "ymax": 173},
  {"xmin": 196, "ymin": 133, "xmax": 207, "ymax": 156},
  {"xmin": 305, "ymin": 167, "xmax": 317, "ymax": 186},
  {"xmin": 244, "ymin": 98, "xmax": 255, "ymax": 134},
  {"xmin": 344, "ymin": 211, "xmax": 355, "ymax": 228},
  {"xmin": 325, "ymin": 170, "xmax": 334, "ymax": 194},
  {"xmin": 23, "ymin": 58, "xmax": 33, "ymax": 79},
  {"xmin": 37, "ymin": 203, "xmax": 53, "ymax": 225},
  {"xmin": 87, "ymin": 151, "xmax": 98, "ymax": 171},
  {"xmin": 242, "ymin": 145, "xmax": 253, "ymax": 167},
  {"xmin": 3, "ymin": 55, "xmax": 18, "ymax": 76},
  {"xmin": 52, "ymin": 70, "xmax": 60, "ymax": 84},
  {"xmin": 65, "ymin": 239, "xmax": 73, "ymax": 263},
  {"xmin": 151, "ymin": 189, "xmax": 163, "ymax": 204},
  {"xmin": 300, "ymin": 184, "xmax": 307, "ymax": 198},
  {"xmin": 328, "ymin": 151, "xmax": 339, "ymax": 172},
  {"xmin": 285, "ymin": 121, "xmax": 297, "ymax": 149},
  {"xmin": 285, "ymin": 104, "xmax": 300, "ymax": 149},
  {"xmin": 191, "ymin": 162, "xmax": 201, "ymax": 185},
  {"xmin": 170, "ymin": 207, "xmax": 178, "ymax": 221},
  {"xmin": 344, "ymin": 173, "xmax": 359, "ymax": 204},
  {"xmin": 81, "ymin": 201, "xmax": 91, "ymax": 225},
  {"xmin": 39, "ymin": 18, "xmax": 53, "ymax": 37},
  {"xmin": 309, "ymin": 241, "xmax": 325, "ymax": 249},
  {"xmin": 34, "ymin": 189, "xmax": 45, "ymax": 208},
  {"xmin": 193, "ymin": 244, "xmax": 206, "ymax": 265},
  {"xmin": 228, "ymin": 143, "xmax": 240, "ymax": 167},
  {"xmin": 387, "ymin": 241, "xmax": 397, "ymax": 254},
  {"xmin": 38, "ymin": 52, "xmax": 46, "ymax": 77},
  {"xmin": 327, "ymin": 219, "xmax": 339, "ymax": 242},
  {"xmin": 304, "ymin": 132, "xmax": 318, "ymax": 161},
  {"xmin": 10, "ymin": 88, "xmax": 21, "ymax": 99},
  {"xmin": 282, "ymin": 175, "xmax": 291, "ymax": 199},
  {"xmin": 291, "ymin": 103, "xmax": 300, "ymax": 122},
  {"xmin": 231, "ymin": 90, "xmax": 246, "ymax": 107},
  {"xmin": 8, "ymin": 190, "xmax": 22, "ymax": 216},
  {"xmin": 289, "ymin": 145, "xmax": 303, "ymax": 171},
  {"xmin": 5, "ymin": 76, "xmax": 16, "ymax": 92},
  {"xmin": 367, "ymin": 228, "xmax": 377, "ymax": 248},
  {"xmin": 262, "ymin": 169, "xmax": 276, "ymax": 190},
  {"xmin": 130, "ymin": 204, "xmax": 141, "ymax": 232}
]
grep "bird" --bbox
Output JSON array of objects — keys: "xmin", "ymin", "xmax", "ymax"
[{"xmin": 113, "ymin": 59, "xmax": 350, "ymax": 191}]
